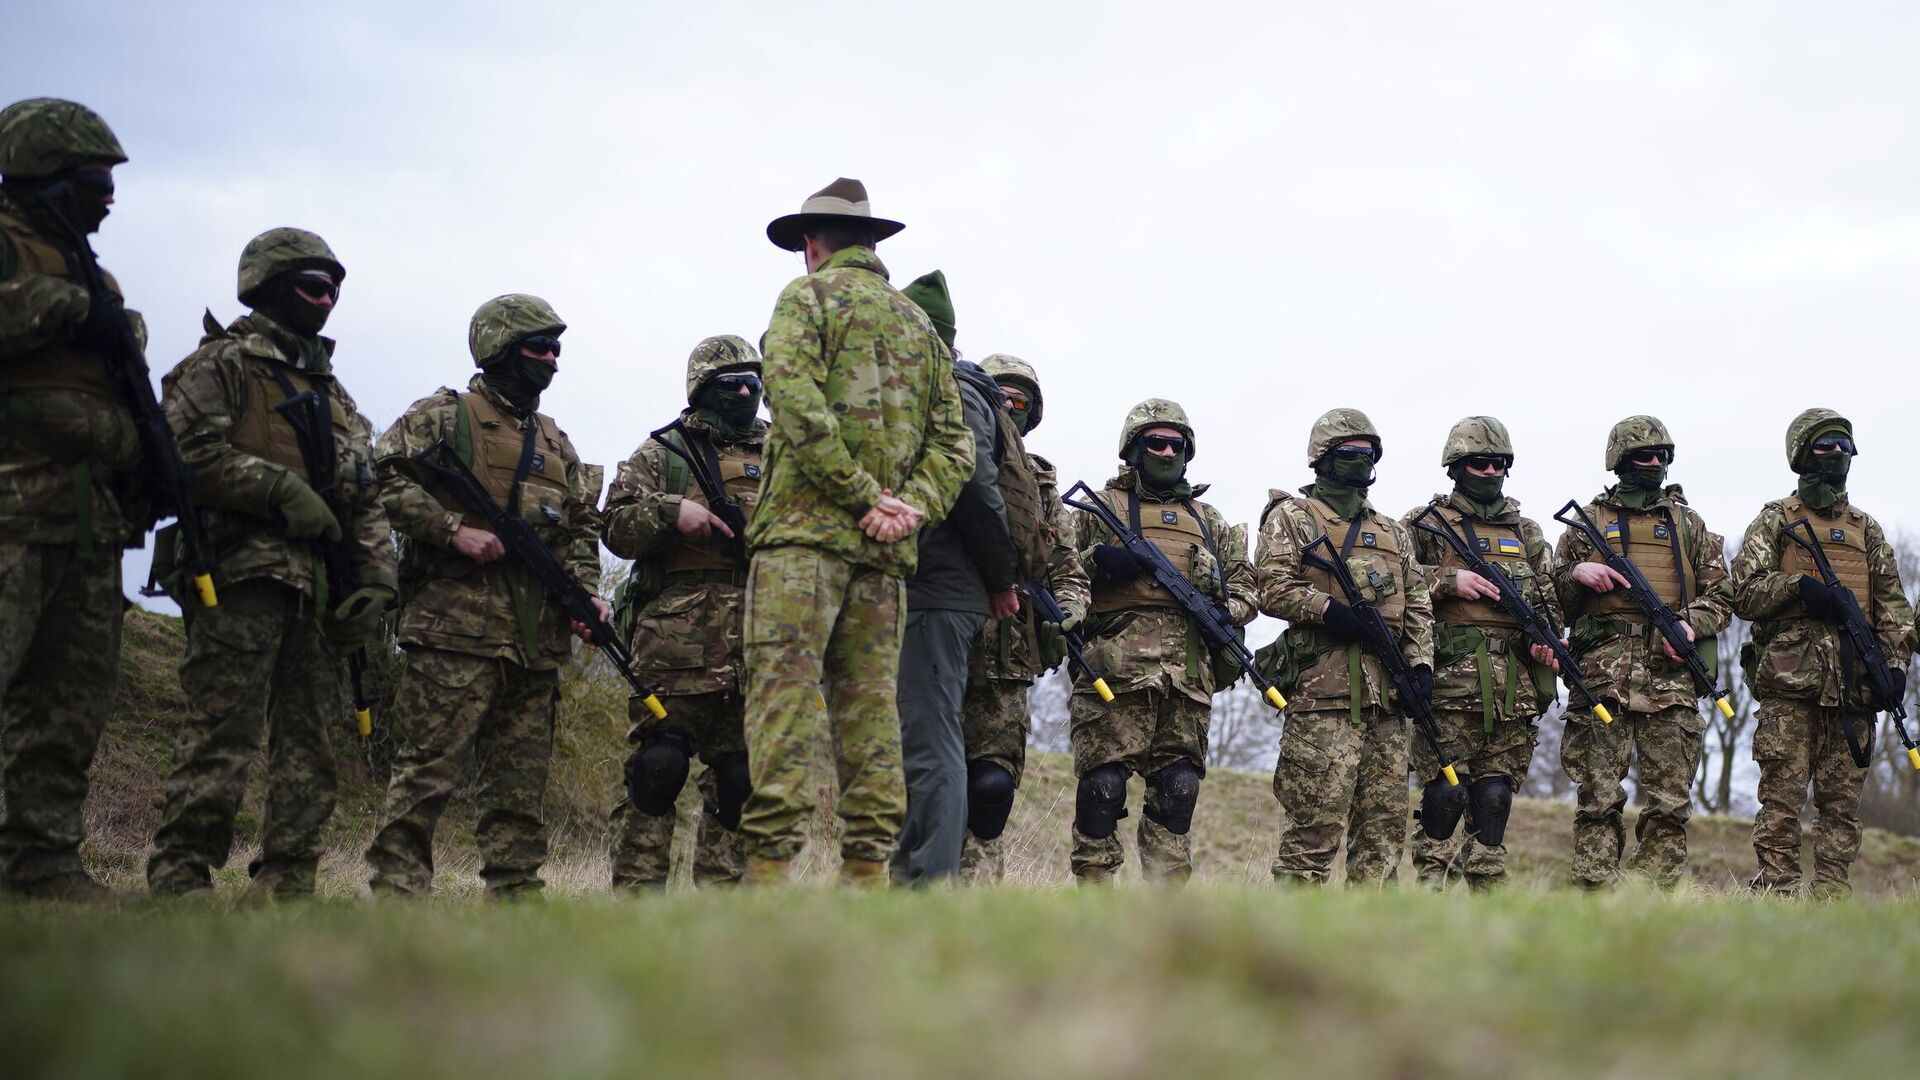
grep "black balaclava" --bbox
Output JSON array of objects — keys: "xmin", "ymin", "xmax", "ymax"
[
  {"xmin": 694, "ymin": 373, "xmax": 763, "ymax": 442},
  {"xmin": 251, "ymin": 272, "xmax": 334, "ymax": 338},
  {"xmin": 4, "ymin": 164, "xmax": 114, "ymax": 238},
  {"xmin": 482, "ymin": 348, "xmax": 556, "ymax": 418}
]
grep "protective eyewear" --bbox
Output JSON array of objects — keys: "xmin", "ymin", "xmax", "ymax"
[
  {"xmin": 1629, "ymin": 448, "xmax": 1673, "ymax": 466},
  {"xmin": 1810, "ymin": 436, "xmax": 1856, "ymax": 455},
  {"xmin": 1328, "ymin": 445, "xmax": 1378, "ymax": 463},
  {"xmin": 289, "ymin": 270, "xmax": 339, "ymax": 303},
  {"xmin": 69, "ymin": 166, "xmax": 114, "ymax": 199},
  {"xmin": 1140, "ymin": 434, "xmax": 1187, "ymax": 454},
  {"xmin": 1458, "ymin": 455, "xmax": 1512, "ymax": 473},
  {"xmin": 517, "ymin": 334, "xmax": 563, "ymax": 359},
  {"xmin": 1000, "ymin": 390, "xmax": 1031, "ymax": 415},
  {"xmin": 713, "ymin": 373, "xmax": 762, "ymax": 394}
]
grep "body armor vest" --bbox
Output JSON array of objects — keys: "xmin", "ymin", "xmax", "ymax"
[
  {"xmin": 1299, "ymin": 496, "xmax": 1406, "ymax": 631},
  {"xmin": 227, "ymin": 353, "xmax": 354, "ymax": 485},
  {"xmin": 1585, "ymin": 504, "xmax": 1695, "ymax": 618},
  {"xmin": 667, "ymin": 432, "xmax": 763, "ymax": 574},
  {"xmin": 1776, "ymin": 495, "xmax": 1871, "ymax": 611},
  {"xmin": 1428, "ymin": 504, "xmax": 1526, "ymax": 630},
  {"xmin": 0, "ymin": 202, "xmax": 120, "ymax": 400},
  {"xmin": 1090, "ymin": 487, "xmax": 1210, "ymax": 613},
  {"xmin": 992, "ymin": 406, "xmax": 1051, "ymax": 581},
  {"xmin": 458, "ymin": 390, "xmax": 570, "ymax": 548}
]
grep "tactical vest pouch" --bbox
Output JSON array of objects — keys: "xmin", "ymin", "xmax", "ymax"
[{"xmin": 1257, "ymin": 624, "xmax": 1335, "ymax": 698}]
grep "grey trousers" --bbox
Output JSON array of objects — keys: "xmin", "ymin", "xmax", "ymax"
[{"xmin": 890, "ymin": 608, "xmax": 985, "ymax": 886}]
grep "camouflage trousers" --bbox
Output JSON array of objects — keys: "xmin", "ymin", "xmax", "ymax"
[
  {"xmin": 740, "ymin": 546, "xmax": 906, "ymax": 864},
  {"xmin": 1750, "ymin": 698, "xmax": 1869, "ymax": 897},
  {"xmin": 609, "ymin": 691, "xmax": 746, "ymax": 889},
  {"xmin": 1562, "ymin": 704, "xmax": 1700, "ymax": 888},
  {"xmin": 959, "ymin": 674, "xmax": 1031, "ymax": 885},
  {"xmin": 365, "ymin": 647, "xmax": 558, "ymax": 897},
  {"xmin": 0, "ymin": 542, "xmax": 122, "ymax": 890},
  {"xmin": 147, "ymin": 580, "xmax": 345, "ymax": 897},
  {"xmin": 1068, "ymin": 685, "xmax": 1208, "ymax": 883},
  {"xmin": 1408, "ymin": 709, "xmax": 1536, "ymax": 888},
  {"xmin": 1272, "ymin": 707, "xmax": 1409, "ymax": 886}
]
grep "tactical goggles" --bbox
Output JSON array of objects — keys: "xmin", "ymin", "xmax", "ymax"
[
  {"xmin": 1000, "ymin": 388, "xmax": 1031, "ymax": 415},
  {"xmin": 1810, "ymin": 436, "xmax": 1856, "ymax": 455},
  {"xmin": 289, "ymin": 270, "xmax": 339, "ymax": 303},
  {"xmin": 1458, "ymin": 454, "xmax": 1512, "ymax": 473},
  {"xmin": 713, "ymin": 373, "xmax": 762, "ymax": 394},
  {"xmin": 1327, "ymin": 445, "xmax": 1378, "ymax": 463},
  {"xmin": 1139, "ymin": 434, "xmax": 1187, "ymax": 454},
  {"xmin": 1628, "ymin": 448, "xmax": 1673, "ymax": 466},
  {"xmin": 516, "ymin": 334, "xmax": 563, "ymax": 359},
  {"xmin": 68, "ymin": 165, "xmax": 114, "ymax": 199}
]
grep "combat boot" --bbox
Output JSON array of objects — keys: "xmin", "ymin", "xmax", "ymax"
[
  {"xmin": 742, "ymin": 855, "xmax": 792, "ymax": 886},
  {"xmin": 838, "ymin": 858, "xmax": 889, "ymax": 888},
  {"xmin": 3, "ymin": 871, "xmax": 116, "ymax": 904}
]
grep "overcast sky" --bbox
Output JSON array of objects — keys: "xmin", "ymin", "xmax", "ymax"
[{"xmin": 16, "ymin": 1, "xmax": 1920, "ymax": 618}]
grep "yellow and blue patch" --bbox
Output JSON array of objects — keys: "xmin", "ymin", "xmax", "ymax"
[{"xmin": 1493, "ymin": 536, "xmax": 1524, "ymax": 556}]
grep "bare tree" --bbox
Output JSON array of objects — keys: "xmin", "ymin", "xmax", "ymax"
[
  {"xmin": 1694, "ymin": 616, "xmax": 1758, "ymax": 816},
  {"xmin": 1208, "ymin": 680, "xmax": 1282, "ymax": 772},
  {"xmin": 1859, "ymin": 529, "xmax": 1920, "ymax": 836}
]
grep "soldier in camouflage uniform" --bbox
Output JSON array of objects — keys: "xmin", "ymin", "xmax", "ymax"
[
  {"xmin": 1731, "ymin": 409, "xmax": 1913, "ymax": 899},
  {"xmin": 0, "ymin": 99, "xmax": 145, "ymax": 899},
  {"xmin": 1400, "ymin": 417, "xmax": 1561, "ymax": 890},
  {"xmin": 1258, "ymin": 409, "xmax": 1433, "ymax": 886},
  {"xmin": 601, "ymin": 335, "xmax": 766, "ymax": 889},
  {"xmin": 364, "ymin": 294, "xmax": 604, "ymax": 898},
  {"xmin": 146, "ymin": 229, "xmax": 397, "ymax": 898},
  {"xmin": 1555, "ymin": 416, "xmax": 1733, "ymax": 889},
  {"xmin": 743, "ymin": 178, "xmax": 973, "ymax": 886},
  {"xmin": 959, "ymin": 355, "xmax": 1089, "ymax": 884},
  {"xmin": 1068, "ymin": 398, "xmax": 1255, "ymax": 884}
]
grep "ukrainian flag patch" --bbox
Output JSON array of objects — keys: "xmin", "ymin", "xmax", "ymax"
[
  {"xmin": 1604, "ymin": 523, "xmax": 1622, "ymax": 540},
  {"xmin": 1494, "ymin": 537, "xmax": 1524, "ymax": 556}
]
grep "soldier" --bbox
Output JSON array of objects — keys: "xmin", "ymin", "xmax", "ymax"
[
  {"xmin": 1258, "ymin": 408, "xmax": 1432, "ymax": 886},
  {"xmin": 145, "ymin": 228, "xmax": 395, "ymax": 899},
  {"xmin": 1554, "ymin": 416, "xmax": 1733, "ymax": 889},
  {"xmin": 742, "ymin": 178, "xmax": 973, "ymax": 886},
  {"xmin": 0, "ymin": 98, "xmax": 145, "ymax": 899},
  {"xmin": 1400, "ymin": 417, "xmax": 1560, "ymax": 890},
  {"xmin": 1731, "ymin": 409, "xmax": 1913, "ymax": 899},
  {"xmin": 959, "ymin": 354, "xmax": 1089, "ymax": 884},
  {"xmin": 1067, "ymin": 398, "xmax": 1255, "ymax": 885},
  {"xmin": 601, "ymin": 335, "xmax": 766, "ymax": 889},
  {"xmin": 363, "ymin": 293, "xmax": 604, "ymax": 898}
]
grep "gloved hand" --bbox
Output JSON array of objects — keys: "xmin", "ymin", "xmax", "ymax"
[
  {"xmin": 1322, "ymin": 598, "xmax": 1363, "ymax": 643},
  {"xmin": 1091, "ymin": 544, "xmax": 1147, "ymax": 582},
  {"xmin": 269, "ymin": 473, "xmax": 342, "ymax": 542},
  {"xmin": 325, "ymin": 585, "xmax": 394, "ymax": 648},
  {"xmin": 72, "ymin": 290, "xmax": 127, "ymax": 354},
  {"xmin": 1409, "ymin": 663, "xmax": 1435, "ymax": 706},
  {"xmin": 1188, "ymin": 543, "xmax": 1224, "ymax": 599},
  {"xmin": 1041, "ymin": 599, "xmax": 1085, "ymax": 636},
  {"xmin": 1798, "ymin": 575, "xmax": 1844, "ymax": 621}
]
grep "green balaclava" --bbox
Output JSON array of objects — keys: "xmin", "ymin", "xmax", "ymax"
[
  {"xmin": 482, "ymin": 346, "xmax": 556, "ymax": 418},
  {"xmin": 695, "ymin": 373, "xmax": 763, "ymax": 442},
  {"xmin": 1312, "ymin": 451, "xmax": 1375, "ymax": 519},
  {"xmin": 1796, "ymin": 423, "xmax": 1853, "ymax": 510},
  {"xmin": 902, "ymin": 270, "xmax": 956, "ymax": 348},
  {"xmin": 1612, "ymin": 459, "xmax": 1668, "ymax": 509},
  {"xmin": 1449, "ymin": 464, "xmax": 1508, "ymax": 518},
  {"xmin": 1127, "ymin": 441, "xmax": 1193, "ymax": 499}
]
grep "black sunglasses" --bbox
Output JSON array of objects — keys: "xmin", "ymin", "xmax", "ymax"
[
  {"xmin": 1328, "ymin": 445, "xmax": 1377, "ymax": 463},
  {"xmin": 517, "ymin": 334, "xmax": 562, "ymax": 359},
  {"xmin": 1810, "ymin": 436, "xmax": 1856, "ymax": 455},
  {"xmin": 69, "ymin": 165, "xmax": 114, "ymax": 199},
  {"xmin": 1459, "ymin": 455, "xmax": 1512, "ymax": 473},
  {"xmin": 289, "ymin": 270, "xmax": 339, "ymax": 302},
  {"xmin": 1140, "ymin": 434, "xmax": 1187, "ymax": 453},
  {"xmin": 1629, "ymin": 447, "xmax": 1673, "ymax": 465},
  {"xmin": 713, "ymin": 373, "xmax": 762, "ymax": 393}
]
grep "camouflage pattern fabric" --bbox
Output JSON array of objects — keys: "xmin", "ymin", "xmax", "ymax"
[
  {"xmin": 0, "ymin": 97, "xmax": 126, "ymax": 177},
  {"xmin": 1603, "ymin": 414, "xmax": 1675, "ymax": 470},
  {"xmin": 609, "ymin": 691, "xmax": 747, "ymax": 889},
  {"xmin": 1748, "ymin": 699, "xmax": 1871, "ymax": 897},
  {"xmin": 1067, "ymin": 686, "xmax": 1210, "ymax": 883},
  {"xmin": 1560, "ymin": 704, "xmax": 1701, "ymax": 888},
  {"xmin": 968, "ymin": 456, "xmax": 1089, "ymax": 686},
  {"xmin": 365, "ymin": 647, "xmax": 560, "ymax": 897},
  {"xmin": 739, "ymin": 545, "xmax": 906, "ymax": 863},
  {"xmin": 1305, "ymin": 407, "xmax": 1383, "ymax": 465},
  {"xmin": 1270, "ymin": 707, "xmax": 1410, "ymax": 885},
  {"xmin": 146, "ymin": 581, "xmax": 345, "ymax": 897},
  {"xmin": 234, "ymin": 227, "xmax": 344, "ymax": 303},
  {"xmin": 958, "ymin": 674, "xmax": 1032, "ymax": 884},
  {"xmin": 0, "ymin": 543, "xmax": 121, "ymax": 891},
  {"xmin": 746, "ymin": 244, "xmax": 974, "ymax": 577},
  {"xmin": 467, "ymin": 294, "xmax": 565, "ymax": 367},
  {"xmin": 1408, "ymin": 707, "xmax": 1536, "ymax": 887}
]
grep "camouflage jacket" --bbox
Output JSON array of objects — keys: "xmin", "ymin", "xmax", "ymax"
[
  {"xmin": 1552, "ymin": 485, "xmax": 1733, "ymax": 718},
  {"xmin": 1071, "ymin": 469, "xmax": 1255, "ymax": 705},
  {"xmin": 376, "ymin": 375, "xmax": 600, "ymax": 669},
  {"xmin": 0, "ymin": 190, "xmax": 144, "ymax": 546},
  {"xmin": 602, "ymin": 409, "xmax": 768, "ymax": 696},
  {"xmin": 160, "ymin": 312, "xmax": 395, "ymax": 600},
  {"xmin": 1731, "ymin": 494, "xmax": 1914, "ymax": 705},
  {"xmin": 1401, "ymin": 491, "xmax": 1560, "ymax": 715},
  {"xmin": 747, "ymin": 245, "xmax": 973, "ymax": 577},
  {"xmin": 1256, "ymin": 486, "xmax": 1434, "ymax": 715},
  {"xmin": 971, "ymin": 454, "xmax": 1092, "ymax": 683}
]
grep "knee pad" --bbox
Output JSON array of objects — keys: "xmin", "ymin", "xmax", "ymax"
[
  {"xmin": 712, "ymin": 751, "xmax": 752, "ymax": 831},
  {"xmin": 1073, "ymin": 763, "xmax": 1130, "ymax": 840},
  {"xmin": 966, "ymin": 760, "xmax": 1018, "ymax": 840},
  {"xmin": 626, "ymin": 730, "xmax": 691, "ymax": 817},
  {"xmin": 1416, "ymin": 775, "xmax": 1469, "ymax": 842},
  {"xmin": 1469, "ymin": 774, "xmax": 1515, "ymax": 847},
  {"xmin": 1142, "ymin": 760, "xmax": 1202, "ymax": 836}
]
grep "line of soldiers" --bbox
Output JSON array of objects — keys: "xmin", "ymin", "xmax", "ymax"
[{"xmin": 3, "ymin": 99, "xmax": 1914, "ymax": 902}]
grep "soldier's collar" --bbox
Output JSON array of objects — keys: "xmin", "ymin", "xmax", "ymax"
[{"xmin": 817, "ymin": 244, "xmax": 888, "ymax": 279}]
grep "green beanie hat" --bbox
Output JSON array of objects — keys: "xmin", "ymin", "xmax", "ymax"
[{"xmin": 902, "ymin": 270, "xmax": 956, "ymax": 347}]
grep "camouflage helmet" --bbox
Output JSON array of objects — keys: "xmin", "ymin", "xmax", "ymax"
[
  {"xmin": 0, "ymin": 98, "xmax": 126, "ymax": 179},
  {"xmin": 1604, "ymin": 415, "xmax": 1674, "ymax": 470},
  {"xmin": 1118, "ymin": 397, "xmax": 1196, "ymax": 460},
  {"xmin": 236, "ymin": 228, "xmax": 346, "ymax": 305},
  {"xmin": 1307, "ymin": 408, "xmax": 1382, "ymax": 466},
  {"xmin": 1785, "ymin": 407, "xmax": 1853, "ymax": 470},
  {"xmin": 685, "ymin": 334, "xmax": 761, "ymax": 402},
  {"xmin": 468, "ymin": 293, "xmax": 566, "ymax": 367},
  {"xmin": 1440, "ymin": 415, "xmax": 1514, "ymax": 467},
  {"xmin": 980, "ymin": 353, "xmax": 1043, "ymax": 432}
]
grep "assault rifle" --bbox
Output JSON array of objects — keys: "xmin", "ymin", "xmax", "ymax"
[
  {"xmin": 412, "ymin": 438, "xmax": 667, "ymax": 720},
  {"xmin": 1553, "ymin": 500, "xmax": 1735, "ymax": 720},
  {"xmin": 1061, "ymin": 481, "xmax": 1286, "ymax": 712},
  {"xmin": 1025, "ymin": 575, "xmax": 1114, "ymax": 703},
  {"xmin": 1410, "ymin": 505, "xmax": 1614, "ymax": 725},
  {"xmin": 647, "ymin": 419, "xmax": 749, "ymax": 563},
  {"xmin": 1782, "ymin": 518, "xmax": 1918, "ymax": 770},
  {"xmin": 1301, "ymin": 534, "xmax": 1459, "ymax": 786}
]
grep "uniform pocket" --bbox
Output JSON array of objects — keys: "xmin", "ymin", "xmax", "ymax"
[
  {"xmin": 743, "ymin": 549, "xmax": 823, "ymax": 647},
  {"xmin": 633, "ymin": 587, "xmax": 709, "ymax": 670}
]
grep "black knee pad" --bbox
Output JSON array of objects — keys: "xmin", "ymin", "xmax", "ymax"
[
  {"xmin": 1468, "ymin": 774, "xmax": 1515, "ymax": 847},
  {"xmin": 1142, "ymin": 760, "xmax": 1202, "ymax": 836},
  {"xmin": 712, "ymin": 751, "xmax": 752, "ymax": 831},
  {"xmin": 626, "ymin": 730, "xmax": 691, "ymax": 817},
  {"xmin": 966, "ymin": 760, "xmax": 1018, "ymax": 840},
  {"xmin": 1416, "ymin": 774, "xmax": 1469, "ymax": 841},
  {"xmin": 1073, "ymin": 763, "xmax": 1130, "ymax": 840}
]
